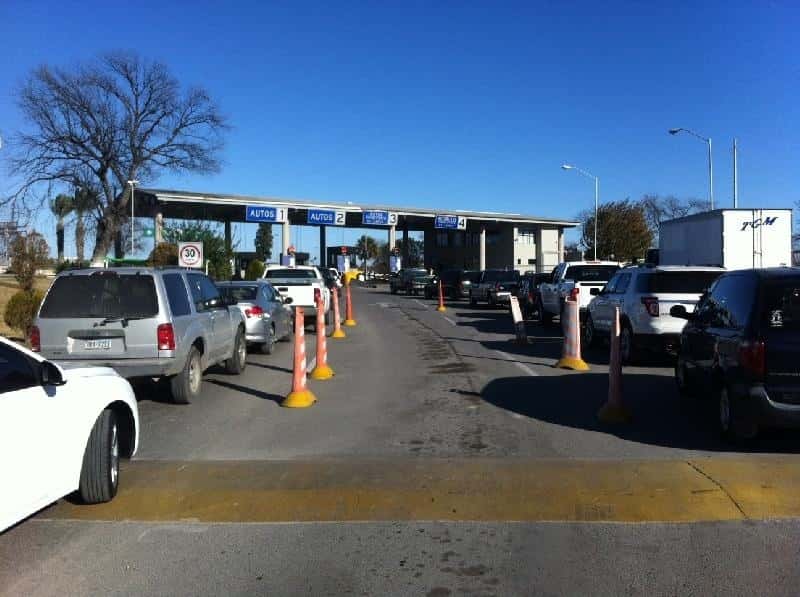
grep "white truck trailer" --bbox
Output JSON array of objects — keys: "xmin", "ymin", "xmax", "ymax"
[{"xmin": 658, "ymin": 208, "xmax": 793, "ymax": 270}]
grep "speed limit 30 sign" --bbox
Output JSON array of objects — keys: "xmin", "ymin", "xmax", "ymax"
[{"xmin": 178, "ymin": 242, "xmax": 204, "ymax": 269}]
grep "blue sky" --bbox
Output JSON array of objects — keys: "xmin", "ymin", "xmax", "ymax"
[{"xmin": 1, "ymin": 0, "xmax": 798, "ymax": 260}]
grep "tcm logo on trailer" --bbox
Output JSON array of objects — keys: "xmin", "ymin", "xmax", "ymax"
[
  {"xmin": 178, "ymin": 242, "xmax": 203, "ymax": 269},
  {"xmin": 740, "ymin": 216, "xmax": 779, "ymax": 231}
]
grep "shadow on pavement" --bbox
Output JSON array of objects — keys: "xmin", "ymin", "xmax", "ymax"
[
  {"xmin": 481, "ymin": 373, "xmax": 800, "ymax": 453},
  {"xmin": 246, "ymin": 360, "xmax": 293, "ymax": 374},
  {"xmin": 206, "ymin": 379, "xmax": 283, "ymax": 405}
]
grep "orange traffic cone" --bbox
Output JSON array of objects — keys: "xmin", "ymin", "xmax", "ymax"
[
  {"xmin": 344, "ymin": 281, "xmax": 357, "ymax": 327},
  {"xmin": 310, "ymin": 292, "xmax": 335, "ymax": 380},
  {"xmin": 281, "ymin": 306, "xmax": 317, "ymax": 408},
  {"xmin": 598, "ymin": 306, "xmax": 632, "ymax": 423},
  {"xmin": 330, "ymin": 286, "xmax": 346, "ymax": 339},
  {"xmin": 436, "ymin": 279, "xmax": 446, "ymax": 312},
  {"xmin": 555, "ymin": 298, "xmax": 589, "ymax": 371}
]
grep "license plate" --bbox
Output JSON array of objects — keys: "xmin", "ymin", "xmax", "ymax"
[{"xmin": 84, "ymin": 339, "xmax": 112, "ymax": 350}]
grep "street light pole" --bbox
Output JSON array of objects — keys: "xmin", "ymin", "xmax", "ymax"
[
  {"xmin": 668, "ymin": 128, "xmax": 714, "ymax": 210},
  {"xmin": 127, "ymin": 179, "xmax": 139, "ymax": 255},
  {"xmin": 562, "ymin": 164, "xmax": 599, "ymax": 260}
]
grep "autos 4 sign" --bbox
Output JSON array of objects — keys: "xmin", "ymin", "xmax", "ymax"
[{"xmin": 178, "ymin": 242, "xmax": 204, "ymax": 269}]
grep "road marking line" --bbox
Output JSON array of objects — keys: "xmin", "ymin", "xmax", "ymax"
[
  {"xmin": 443, "ymin": 316, "xmax": 457, "ymax": 326},
  {"xmin": 411, "ymin": 298, "xmax": 428, "ymax": 309},
  {"xmin": 42, "ymin": 457, "xmax": 800, "ymax": 523},
  {"xmin": 493, "ymin": 349, "xmax": 539, "ymax": 376}
]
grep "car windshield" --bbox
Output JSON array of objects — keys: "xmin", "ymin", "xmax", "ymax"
[
  {"xmin": 264, "ymin": 269, "xmax": 317, "ymax": 279},
  {"xmin": 638, "ymin": 271, "xmax": 722, "ymax": 294},
  {"xmin": 408, "ymin": 269, "xmax": 429, "ymax": 278},
  {"xmin": 482, "ymin": 270, "xmax": 518, "ymax": 282},
  {"xmin": 218, "ymin": 286, "xmax": 258, "ymax": 302},
  {"xmin": 39, "ymin": 273, "xmax": 158, "ymax": 318},
  {"xmin": 565, "ymin": 265, "xmax": 619, "ymax": 282}
]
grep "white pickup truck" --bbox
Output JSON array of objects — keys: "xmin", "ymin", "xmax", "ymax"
[
  {"xmin": 262, "ymin": 265, "xmax": 331, "ymax": 324},
  {"xmin": 538, "ymin": 261, "xmax": 621, "ymax": 325}
]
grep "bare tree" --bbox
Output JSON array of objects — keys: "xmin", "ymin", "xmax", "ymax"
[
  {"xmin": 638, "ymin": 194, "xmax": 710, "ymax": 241},
  {"xmin": 8, "ymin": 51, "xmax": 228, "ymax": 260}
]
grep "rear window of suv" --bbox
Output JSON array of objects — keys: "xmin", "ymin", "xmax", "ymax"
[
  {"xmin": 637, "ymin": 271, "xmax": 722, "ymax": 294},
  {"xmin": 40, "ymin": 272, "xmax": 158, "ymax": 318},
  {"xmin": 761, "ymin": 280, "xmax": 800, "ymax": 331},
  {"xmin": 564, "ymin": 265, "xmax": 619, "ymax": 281},
  {"xmin": 264, "ymin": 269, "xmax": 317, "ymax": 279}
]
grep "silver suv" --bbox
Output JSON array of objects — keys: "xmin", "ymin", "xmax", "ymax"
[
  {"xmin": 584, "ymin": 265, "xmax": 724, "ymax": 363},
  {"xmin": 33, "ymin": 267, "xmax": 248, "ymax": 404}
]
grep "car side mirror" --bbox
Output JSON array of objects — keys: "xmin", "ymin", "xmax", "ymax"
[
  {"xmin": 669, "ymin": 305, "xmax": 691, "ymax": 320},
  {"xmin": 41, "ymin": 361, "xmax": 66, "ymax": 386},
  {"xmin": 590, "ymin": 287, "xmax": 600, "ymax": 296},
  {"xmin": 283, "ymin": 296, "xmax": 293, "ymax": 304}
]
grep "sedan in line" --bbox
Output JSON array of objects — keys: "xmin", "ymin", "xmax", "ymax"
[{"xmin": 217, "ymin": 280, "xmax": 294, "ymax": 354}]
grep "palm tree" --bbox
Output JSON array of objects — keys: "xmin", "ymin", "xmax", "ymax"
[
  {"xmin": 72, "ymin": 187, "xmax": 97, "ymax": 263},
  {"xmin": 50, "ymin": 194, "xmax": 74, "ymax": 263},
  {"xmin": 356, "ymin": 234, "xmax": 379, "ymax": 277}
]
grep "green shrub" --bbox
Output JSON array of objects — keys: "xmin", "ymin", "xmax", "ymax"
[
  {"xmin": 4, "ymin": 289, "xmax": 45, "ymax": 336},
  {"xmin": 10, "ymin": 232, "xmax": 50, "ymax": 291},
  {"xmin": 245, "ymin": 259, "xmax": 265, "ymax": 280},
  {"xmin": 147, "ymin": 242, "xmax": 179, "ymax": 266}
]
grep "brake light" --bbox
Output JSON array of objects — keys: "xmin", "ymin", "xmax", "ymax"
[
  {"xmin": 157, "ymin": 323, "xmax": 176, "ymax": 351},
  {"xmin": 245, "ymin": 305, "xmax": 264, "ymax": 318},
  {"xmin": 739, "ymin": 340, "xmax": 765, "ymax": 379},
  {"xmin": 569, "ymin": 287, "xmax": 579, "ymax": 301},
  {"xmin": 641, "ymin": 297, "xmax": 659, "ymax": 317},
  {"xmin": 314, "ymin": 288, "xmax": 321, "ymax": 305},
  {"xmin": 29, "ymin": 325, "xmax": 40, "ymax": 352}
]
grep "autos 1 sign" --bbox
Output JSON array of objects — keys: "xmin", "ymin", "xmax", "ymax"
[
  {"xmin": 435, "ymin": 215, "xmax": 467, "ymax": 230},
  {"xmin": 245, "ymin": 205, "xmax": 288, "ymax": 223}
]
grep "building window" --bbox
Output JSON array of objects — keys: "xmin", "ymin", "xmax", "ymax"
[
  {"xmin": 436, "ymin": 231, "xmax": 449, "ymax": 248},
  {"xmin": 486, "ymin": 232, "xmax": 500, "ymax": 246},
  {"xmin": 453, "ymin": 231, "xmax": 463, "ymax": 247},
  {"xmin": 518, "ymin": 229, "xmax": 536, "ymax": 245}
]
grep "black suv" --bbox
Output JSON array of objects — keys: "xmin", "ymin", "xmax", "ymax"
[
  {"xmin": 671, "ymin": 268, "xmax": 800, "ymax": 441},
  {"xmin": 424, "ymin": 270, "xmax": 479, "ymax": 300}
]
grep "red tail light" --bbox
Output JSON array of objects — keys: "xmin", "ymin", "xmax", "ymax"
[
  {"xmin": 739, "ymin": 340, "xmax": 765, "ymax": 379},
  {"xmin": 245, "ymin": 305, "xmax": 264, "ymax": 318},
  {"xmin": 569, "ymin": 287, "xmax": 579, "ymax": 301},
  {"xmin": 29, "ymin": 325, "xmax": 40, "ymax": 352},
  {"xmin": 641, "ymin": 296, "xmax": 659, "ymax": 317},
  {"xmin": 314, "ymin": 288, "xmax": 321, "ymax": 305},
  {"xmin": 157, "ymin": 323, "xmax": 176, "ymax": 351}
]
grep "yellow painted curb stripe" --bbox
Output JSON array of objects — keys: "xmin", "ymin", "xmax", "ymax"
[{"xmin": 42, "ymin": 457, "xmax": 800, "ymax": 524}]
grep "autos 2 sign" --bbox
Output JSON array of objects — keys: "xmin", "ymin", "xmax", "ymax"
[{"xmin": 307, "ymin": 208, "xmax": 346, "ymax": 226}]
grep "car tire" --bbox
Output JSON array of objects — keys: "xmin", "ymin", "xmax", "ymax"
[
  {"xmin": 259, "ymin": 324, "xmax": 276, "ymax": 355},
  {"xmin": 620, "ymin": 323, "xmax": 635, "ymax": 365},
  {"xmin": 78, "ymin": 409, "xmax": 119, "ymax": 504},
  {"xmin": 584, "ymin": 314, "xmax": 597, "ymax": 348},
  {"xmin": 488, "ymin": 295, "xmax": 497, "ymax": 308},
  {"xmin": 170, "ymin": 345, "xmax": 202, "ymax": 404},
  {"xmin": 540, "ymin": 298, "xmax": 553, "ymax": 326},
  {"xmin": 470, "ymin": 296, "xmax": 477, "ymax": 307},
  {"xmin": 225, "ymin": 327, "xmax": 247, "ymax": 374},
  {"xmin": 719, "ymin": 385, "xmax": 758, "ymax": 443},
  {"xmin": 675, "ymin": 356, "xmax": 693, "ymax": 398}
]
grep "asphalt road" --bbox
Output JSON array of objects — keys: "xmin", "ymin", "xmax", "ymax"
[{"xmin": 3, "ymin": 285, "xmax": 800, "ymax": 596}]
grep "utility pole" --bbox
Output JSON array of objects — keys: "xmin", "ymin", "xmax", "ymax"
[{"xmin": 733, "ymin": 138, "xmax": 739, "ymax": 208}]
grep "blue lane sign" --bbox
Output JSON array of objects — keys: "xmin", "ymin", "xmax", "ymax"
[
  {"xmin": 245, "ymin": 205, "xmax": 288, "ymax": 223},
  {"xmin": 435, "ymin": 214, "xmax": 467, "ymax": 230},
  {"xmin": 362, "ymin": 210, "xmax": 398, "ymax": 226},
  {"xmin": 307, "ymin": 208, "xmax": 346, "ymax": 226}
]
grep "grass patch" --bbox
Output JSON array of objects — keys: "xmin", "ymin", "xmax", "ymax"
[{"xmin": 0, "ymin": 276, "xmax": 53, "ymax": 340}]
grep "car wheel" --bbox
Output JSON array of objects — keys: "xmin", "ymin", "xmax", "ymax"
[
  {"xmin": 170, "ymin": 345, "xmax": 202, "ymax": 404},
  {"xmin": 470, "ymin": 296, "xmax": 477, "ymax": 307},
  {"xmin": 488, "ymin": 295, "xmax": 497, "ymax": 308},
  {"xmin": 675, "ymin": 355, "xmax": 692, "ymax": 398},
  {"xmin": 259, "ymin": 324, "xmax": 276, "ymax": 355},
  {"xmin": 225, "ymin": 327, "xmax": 247, "ymax": 375},
  {"xmin": 78, "ymin": 409, "xmax": 119, "ymax": 504},
  {"xmin": 584, "ymin": 314, "xmax": 597, "ymax": 348},
  {"xmin": 620, "ymin": 323, "xmax": 634, "ymax": 365},
  {"xmin": 540, "ymin": 299, "xmax": 553, "ymax": 326},
  {"xmin": 719, "ymin": 385, "xmax": 758, "ymax": 442}
]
